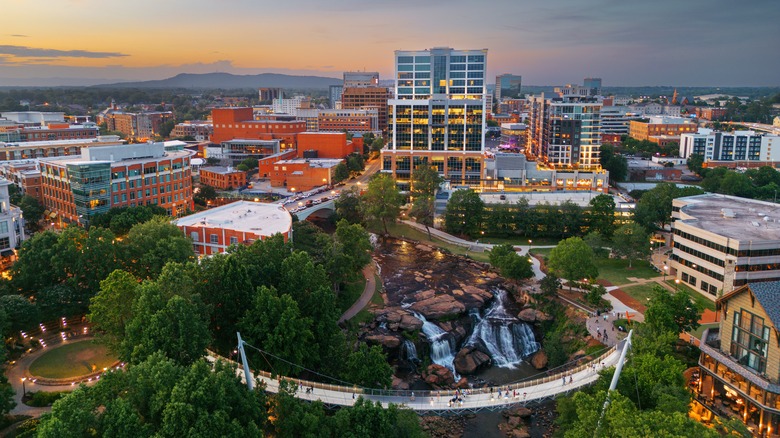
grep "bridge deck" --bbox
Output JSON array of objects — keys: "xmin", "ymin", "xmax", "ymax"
[{"xmin": 210, "ymin": 339, "xmax": 624, "ymax": 415}]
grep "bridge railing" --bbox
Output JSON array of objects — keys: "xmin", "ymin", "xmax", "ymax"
[{"xmin": 207, "ymin": 341, "xmax": 620, "ymax": 401}]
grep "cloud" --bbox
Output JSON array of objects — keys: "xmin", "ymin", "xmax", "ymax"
[
  {"xmin": 9, "ymin": 34, "xmax": 28, "ymax": 38},
  {"xmin": 0, "ymin": 45, "xmax": 128, "ymax": 59}
]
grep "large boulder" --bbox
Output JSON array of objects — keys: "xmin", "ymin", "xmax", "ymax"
[
  {"xmin": 364, "ymin": 333, "xmax": 401, "ymax": 349},
  {"xmin": 453, "ymin": 346, "xmax": 492, "ymax": 375},
  {"xmin": 529, "ymin": 350, "xmax": 548, "ymax": 370},
  {"xmin": 518, "ymin": 308, "xmax": 552, "ymax": 323},
  {"xmin": 399, "ymin": 313, "xmax": 423, "ymax": 331},
  {"xmin": 460, "ymin": 285, "xmax": 494, "ymax": 306},
  {"xmin": 423, "ymin": 364, "xmax": 455, "ymax": 388},
  {"xmin": 409, "ymin": 294, "xmax": 465, "ymax": 320}
]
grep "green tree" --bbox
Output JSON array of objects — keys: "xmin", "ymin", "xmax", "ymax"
[
  {"xmin": 370, "ymin": 137, "xmax": 385, "ymax": 154},
  {"xmin": 347, "ymin": 153, "xmax": 365, "ymax": 173},
  {"xmin": 344, "ymin": 344, "xmax": 393, "ymax": 388},
  {"xmin": 588, "ymin": 194, "xmax": 616, "ymax": 237},
  {"xmin": 194, "ymin": 185, "xmax": 218, "ymax": 206},
  {"xmin": 611, "ymin": 222, "xmax": 650, "ymax": 268},
  {"xmin": 548, "ymin": 237, "xmax": 598, "ymax": 288},
  {"xmin": 644, "ymin": 285, "xmax": 701, "ymax": 336},
  {"xmin": 444, "ymin": 189, "xmax": 484, "ymax": 238},
  {"xmin": 196, "ymin": 255, "xmax": 253, "ymax": 351},
  {"xmin": 36, "ymin": 284, "xmax": 80, "ymax": 322},
  {"xmin": 540, "ymin": 273, "xmax": 561, "ymax": 297},
  {"xmin": 687, "ymin": 153, "xmax": 704, "ymax": 175},
  {"xmin": 121, "ymin": 216, "xmax": 195, "ymax": 279},
  {"xmin": 0, "ymin": 342, "xmax": 15, "ymax": 415},
  {"xmin": 88, "ymin": 270, "xmax": 140, "ymax": 354},
  {"xmin": 599, "ymin": 143, "xmax": 628, "ymax": 182},
  {"xmin": 240, "ymin": 157, "xmax": 259, "ymax": 169},
  {"xmin": 360, "ymin": 173, "xmax": 403, "ymax": 234},
  {"xmin": 18, "ymin": 194, "xmax": 45, "ymax": 232},
  {"xmin": 633, "ymin": 183, "xmax": 703, "ymax": 230},
  {"xmin": 333, "ymin": 162, "xmax": 350, "ymax": 183},
  {"xmin": 0, "ymin": 294, "xmax": 40, "ymax": 336},
  {"xmin": 488, "ymin": 244, "xmax": 533, "ymax": 280},
  {"xmin": 410, "ymin": 165, "xmax": 444, "ymax": 239},
  {"xmin": 36, "ymin": 386, "xmax": 99, "ymax": 438},
  {"xmin": 10, "ymin": 230, "xmax": 61, "ymax": 294},
  {"xmin": 158, "ymin": 119, "xmax": 176, "ymax": 139},
  {"xmin": 334, "ymin": 185, "xmax": 363, "ymax": 224},
  {"xmin": 331, "ymin": 397, "xmax": 423, "ymax": 438},
  {"xmin": 583, "ymin": 231, "xmax": 609, "ymax": 258}
]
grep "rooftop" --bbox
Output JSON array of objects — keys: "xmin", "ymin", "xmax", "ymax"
[
  {"xmin": 675, "ymin": 193, "xmax": 780, "ymax": 241},
  {"xmin": 276, "ymin": 158, "xmax": 342, "ymax": 168},
  {"xmin": 201, "ymin": 166, "xmax": 244, "ymax": 175},
  {"xmin": 175, "ymin": 201, "xmax": 291, "ymax": 237},
  {"xmin": 745, "ymin": 282, "xmax": 780, "ymax": 329}
]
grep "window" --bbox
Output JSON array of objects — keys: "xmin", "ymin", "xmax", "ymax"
[
  {"xmin": 210, "ymin": 234, "xmax": 218, "ymax": 244},
  {"xmin": 730, "ymin": 309, "xmax": 769, "ymax": 373},
  {"xmin": 0, "ymin": 237, "xmax": 9, "ymax": 250},
  {"xmin": 0, "ymin": 222, "xmax": 7, "ymax": 234},
  {"xmin": 230, "ymin": 236, "xmax": 238, "ymax": 245}
]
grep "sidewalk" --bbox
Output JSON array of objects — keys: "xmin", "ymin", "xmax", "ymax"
[{"xmin": 339, "ymin": 262, "xmax": 379, "ymax": 323}]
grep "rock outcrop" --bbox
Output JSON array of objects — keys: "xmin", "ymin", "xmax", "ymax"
[
  {"xmin": 453, "ymin": 346, "xmax": 491, "ymax": 375},
  {"xmin": 529, "ymin": 349, "xmax": 548, "ymax": 370},
  {"xmin": 364, "ymin": 333, "xmax": 401, "ymax": 349},
  {"xmin": 409, "ymin": 294, "xmax": 465, "ymax": 320},
  {"xmin": 517, "ymin": 308, "xmax": 551, "ymax": 323},
  {"xmin": 422, "ymin": 364, "xmax": 455, "ymax": 388}
]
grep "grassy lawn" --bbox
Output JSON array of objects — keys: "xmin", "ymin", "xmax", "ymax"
[
  {"xmin": 381, "ymin": 222, "xmax": 491, "ymax": 263},
  {"xmin": 664, "ymin": 280, "xmax": 716, "ymax": 312},
  {"xmin": 337, "ymin": 274, "xmax": 367, "ymax": 314},
  {"xmin": 29, "ymin": 340, "xmax": 117, "ymax": 379},
  {"xmin": 480, "ymin": 236, "xmax": 560, "ymax": 246},
  {"xmin": 529, "ymin": 247, "xmax": 554, "ymax": 258},
  {"xmin": 595, "ymin": 259, "xmax": 658, "ymax": 285},
  {"xmin": 619, "ymin": 283, "xmax": 658, "ymax": 304}
]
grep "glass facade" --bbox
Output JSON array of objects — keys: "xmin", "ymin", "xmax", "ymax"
[{"xmin": 67, "ymin": 162, "xmax": 111, "ymax": 221}]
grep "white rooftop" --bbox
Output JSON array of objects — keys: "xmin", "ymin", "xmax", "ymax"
[
  {"xmin": 175, "ymin": 201, "xmax": 292, "ymax": 237},
  {"xmin": 276, "ymin": 158, "xmax": 342, "ymax": 168}
]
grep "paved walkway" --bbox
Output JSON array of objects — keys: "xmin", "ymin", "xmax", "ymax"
[{"xmin": 339, "ymin": 262, "xmax": 378, "ymax": 323}]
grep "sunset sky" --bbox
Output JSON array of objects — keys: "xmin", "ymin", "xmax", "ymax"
[{"xmin": 2, "ymin": 0, "xmax": 779, "ymax": 87}]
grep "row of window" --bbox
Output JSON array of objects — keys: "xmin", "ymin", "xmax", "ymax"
[{"xmin": 670, "ymin": 253, "xmax": 725, "ymax": 281}]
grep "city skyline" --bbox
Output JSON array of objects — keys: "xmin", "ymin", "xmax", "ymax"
[{"xmin": 2, "ymin": 0, "xmax": 779, "ymax": 87}]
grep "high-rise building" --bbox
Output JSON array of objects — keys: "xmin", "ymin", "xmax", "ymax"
[
  {"xmin": 340, "ymin": 86, "xmax": 391, "ymax": 132},
  {"xmin": 259, "ymin": 88, "xmax": 284, "ymax": 102},
  {"xmin": 329, "ymin": 85, "xmax": 343, "ymax": 109},
  {"xmin": 679, "ymin": 129, "xmax": 780, "ymax": 163},
  {"xmin": 382, "ymin": 47, "xmax": 488, "ymax": 190},
  {"xmin": 527, "ymin": 93, "xmax": 602, "ymax": 169},
  {"xmin": 495, "ymin": 74, "xmax": 522, "ymax": 101},
  {"xmin": 583, "ymin": 78, "xmax": 602, "ymax": 96},
  {"xmin": 343, "ymin": 72, "xmax": 379, "ymax": 88}
]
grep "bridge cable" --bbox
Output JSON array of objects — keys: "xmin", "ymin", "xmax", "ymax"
[{"xmin": 242, "ymin": 342, "xmax": 361, "ymax": 388}]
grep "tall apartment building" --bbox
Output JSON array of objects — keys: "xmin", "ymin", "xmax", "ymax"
[
  {"xmin": 341, "ymin": 86, "xmax": 391, "ymax": 132},
  {"xmin": 343, "ymin": 71, "xmax": 379, "ymax": 88},
  {"xmin": 39, "ymin": 142, "xmax": 193, "ymax": 226},
  {"xmin": 329, "ymin": 85, "xmax": 343, "ymax": 109},
  {"xmin": 583, "ymin": 78, "xmax": 602, "ymax": 96},
  {"xmin": 383, "ymin": 47, "xmax": 488, "ymax": 190},
  {"xmin": 495, "ymin": 74, "xmax": 522, "ymax": 101},
  {"xmin": 527, "ymin": 93, "xmax": 602, "ymax": 169},
  {"xmin": 679, "ymin": 129, "xmax": 780, "ymax": 163}
]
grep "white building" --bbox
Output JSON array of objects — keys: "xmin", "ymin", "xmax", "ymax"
[
  {"xmin": 0, "ymin": 179, "xmax": 26, "ymax": 266},
  {"xmin": 679, "ymin": 129, "xmax": 780, "ymax": 162},
  {"xmin": 671, "ymin": 194, "xmax": 780, "ymax": 299},
  {"xmin": 600, "ymin": 106, "xmax": 641, "ymax": 135},
  {"xmin": 272, "ymin": 96, "xmax": 310, "ymax": 116}
]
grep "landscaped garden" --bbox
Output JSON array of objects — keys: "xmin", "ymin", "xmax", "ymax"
[{"xmin": 28, "ymin": 340, "xmax": 118, "ymax": 379}]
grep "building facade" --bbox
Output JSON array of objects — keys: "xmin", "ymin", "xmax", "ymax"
[
  {"xmin": 317, "ymin": 109, "xmax": 378, "ymax": 133},
  {"xmin": 329, "ymin": 85, "xmax": 344, "ymax": 109},
  {"xmin": 199, "ymin": 166, "xmax": 246, "ymax": 190},
  {"xmin": 629, "ymin": 116, "xmax": 697, "ymax": 144},
  {"xmin": 527, "ymin": 93, "xmax": 602, "ymax": 169},
  {"xmin": 340, "ymin": 87, "xmax": 391, "ymax": 132},
  {"xmin": 0, "ymin": 136, "xmax": 123, "ymax": 161},
  {"xmin": 272, "ymin": 96, "xmax": 311, "ymax": 115},
  {"xmin": 383, "ymin": 47, "xmax": 488, "ymax": 190},
  {"xmin": 697, "ymin": 281, "xmax": 780, "ymax": 436},
  {"xmin": 259, "ymin": 88, "xmax": 284, "ymax": 102},
  {"xmin": 170, "ymin": 121, "xmax": 212, "ymax": 142},
  {"xmin": 39, "ymin": 142, "xmax": 193, "ymax": 226},
  {"xmin": 102, "ymin": 111, "xmax": 174, "ymax": 140},
  {"xmin": 343, "ymin": 71, "xmax": 379, "ymax": 88},
  {"xmin": 175, "ymin": 200, "xmax": 292, "ymax": 256},
  {"xmin": 268, "ymin": 158, "xmax": 341, "ymax": 191},
  {"xmin": 670, "ymin": 194, "xmax": 780, "ymax": 299},
  {"xmin": 210, "ymin": 108, "xmax": 305, "ymax": 149},
  {"xmin": 679, "ymin": 129, "xmax": 780, "ymax": 163},
  {"xmin": 495, "ymin": 74, "xmax": 522, "ymax": 101},
  {"xmin": 0, "ymin": 179, "xmax": 25, "ymax": 267}
]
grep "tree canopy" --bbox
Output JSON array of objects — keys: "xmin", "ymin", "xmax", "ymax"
[
  {"xmin": 360, "ymin": 173, "xmax": 403, "ymax": 234},
  {"xmin": 444, "ymin": 189, "xmax": 484, "ymax": 238},
  {"xmin": 547, "ymin": 237, "xmax": 598, "ymax": 286}
]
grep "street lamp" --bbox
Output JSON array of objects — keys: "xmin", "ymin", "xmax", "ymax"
[
  {"xmin": 21, "ymin": 377, "xmax": 26, "ymax": 396},
  {"xmin": 675, "ymin": 279, "xmax": 680, "ymax": 291},
  {"xmin": 663, "ymin": 265, "xmax": 668, "ymax": 281}
]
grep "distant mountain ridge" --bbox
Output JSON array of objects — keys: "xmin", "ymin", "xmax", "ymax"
[{"xmin": 93, "ymin": 72, "xmax": 342, "ymax": 89}]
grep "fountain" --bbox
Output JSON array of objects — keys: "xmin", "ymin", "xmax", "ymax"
[{"xmin": 467, "ymin": 288, "xmax": 540, "ymax": 368}]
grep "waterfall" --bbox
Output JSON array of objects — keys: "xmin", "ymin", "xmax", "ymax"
[
  {"xmin": 467, "ymin": 288, "xmax": 540, "ymax": 368},
  {"xmin": 413, "ymin": 312, "xmax": 459, "ymax": 379},
  {"xmin": 403, "ymin": 339, "xmax": 418, "ymax": 362}
]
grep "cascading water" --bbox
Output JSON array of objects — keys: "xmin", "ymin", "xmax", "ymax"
[
  {"xmin": 402, "ymin": 339, "xmax": 418, "ymax": 362},
  {"xmin": 467, "ymin": 288, "xmax": 540, "ymax": 368},
  {"xmin": 413, "ymin": 312, "xmax": 459, "ymax": 379}
]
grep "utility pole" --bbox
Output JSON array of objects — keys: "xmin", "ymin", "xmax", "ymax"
[{"xmin": 237, "ymin": 332, "xmax": 254, "ymax": 391}]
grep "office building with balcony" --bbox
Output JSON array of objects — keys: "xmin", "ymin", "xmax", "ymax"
[
  {"xmin": 175, "ymin": 200, "xmax": 292, "ymax": 256},
  {"xmin": 698, "ymin": 281, "xmax": 780, "ymax": 436},
  {"xmin": 39, "ymin": 142, "xmax": 193, "ymax": 226},
  {"xmin": 527, "ymin": 93, "xmax": 602, "ymax": 169},
  {"xmin": 679, "ymin": 129, "xmax": 780, "ymax": 165},
  {"xmin": 382, "ymin": 47, "xmax": 488, "ymax": 190},
  {"xmin": 670, "ymin": 194, "xmax": 780, "ymax": 299}
]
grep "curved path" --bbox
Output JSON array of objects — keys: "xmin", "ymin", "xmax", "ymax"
[
  {"xmin": 339, "ymin": 262, "xmax": 378, "ymax": 323},
  {"xmin": 212, "ymin": 339, "xmax": 625, "ymax": 415}
]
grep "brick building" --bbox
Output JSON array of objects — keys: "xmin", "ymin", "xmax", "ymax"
[
  {"xmin": 317, "ymin": 109, "xmax": 379, "ymax": 133},
  {"xmin": 39, "ymin": 142, "xmax": 193, "ymax": 226},
  {"xmin": 102, "ymin": 111, "xmax": 174, "ymax": 140},
  {"xmin": 0, "ymin": 137, "xmax": 124, "ymax": 161},
  {"xmin": 297, "ymin": 132, "xmax": 354, "ymax": 159},
  {"xmin": 341, "ymin": 87, "xmax": 391, "ymax": 132},
  {"xmin": 175, "ymin": 200, "xmax": 292, "ymax": 256},
  {"xmin": 210, "ymin": 107, "xmax": 305, "ymax": 149},
  {"xmin": 629, "ymin": 117, "xmax": 697, "ymax": 144},
  {"xmin": 199, "ymin": 166, "xmax": 247, "ymax": 190},
  {"xmin": 0, "ymin": 162, "xmax": 42, "ymax": 201},
  {"xmin": 170, "ymin": 121, "xmax": 212, "ymax": 142},
  {"xmin": 269, "ymin": 158, "xmax": 342, "ymax": 191}
]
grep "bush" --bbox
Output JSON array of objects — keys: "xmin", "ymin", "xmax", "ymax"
[{"xmin": 25, "ymin": 391, "xmax": 69, "ymax": 407}]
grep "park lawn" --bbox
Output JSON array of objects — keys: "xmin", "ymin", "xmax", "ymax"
[
  {"xmin": 382, "ymin": 222, "xmax": 491, "ymax": 263},
  {"xmin": 29, "ymin": 340, "xmax": 117, "ymax": 379},
  {"xmin": 529, "ymin": 247, "xmax": 554, "ymax": 258},
  {"xmin": 619, "ymin": 283, "xmax": 658, "ymax": 305},
  {"xmin": 594, "ymin": 258, "xmax": 658, "ymax": 286},
  {"xmin": 480, "ymin": 236, "xmax": 560, "ymax": 246},
  {"xmin": 337, "ymin": 274, "xmax": 367, "ymax": 314},
  {"xmin": 665, "ymin": 280, "xmax": 717, "ymax": 312}
]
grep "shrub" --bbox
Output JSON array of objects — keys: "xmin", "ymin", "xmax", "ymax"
[{"xmin": 25, "ymin": 391, "xmax": 69, "ymax": 407}]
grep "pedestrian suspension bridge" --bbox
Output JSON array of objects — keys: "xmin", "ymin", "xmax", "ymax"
[{"xmin": 206, "ymin": 332, "xmax": 632, "ymax": 416}]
